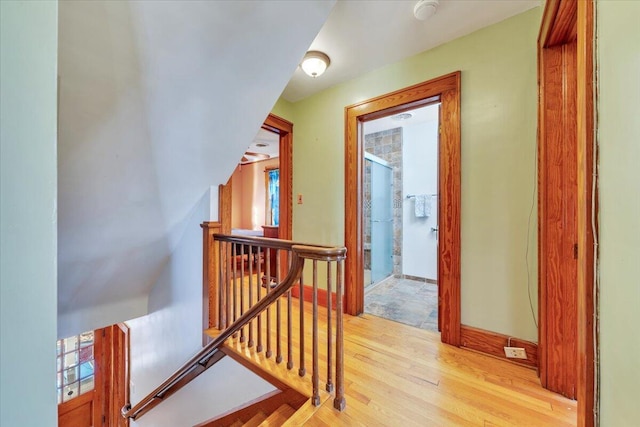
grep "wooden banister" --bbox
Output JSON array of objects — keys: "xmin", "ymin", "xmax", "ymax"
[{"xmin": 122, "ymin": 236, "xmax": 346, "ymax": 421}]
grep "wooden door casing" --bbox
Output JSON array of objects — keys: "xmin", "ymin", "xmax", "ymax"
[{"xmin": 344, "ymin": 72, "xmax": 461, "ymax": 346}]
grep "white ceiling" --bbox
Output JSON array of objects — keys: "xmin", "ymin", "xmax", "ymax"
[
  {"xmin": 363, "ymin": 102, "xmax": 440, "ymax": 135},
  {"xmin": 243, "ymin": 128, "xmax": 280, "ymax": 163},
  {"xmin": 281, "ymin": 0, "xmax": 539, "ymax": 102}
]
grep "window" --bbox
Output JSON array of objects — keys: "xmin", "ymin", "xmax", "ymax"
[
  {"xmin": 266, "ymin": 167, "xmax": 279, "ymax": 226},
  {"xmin": 57, "ymin": 331, "xmax": 95, "ymax": 403}
]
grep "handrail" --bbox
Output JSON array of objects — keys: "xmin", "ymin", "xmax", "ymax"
[
  {"xmin": 121, "ymin": 241, "xmax": 346, "ymax": 421},
  {"xmin": 213, "ymin": 233, "xmax": 347, "ymax": 257}
]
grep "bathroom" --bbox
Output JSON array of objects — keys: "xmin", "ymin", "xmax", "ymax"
[{"xmin": 363, "ymin": 103, "xmax": 440, "ymax": 331}]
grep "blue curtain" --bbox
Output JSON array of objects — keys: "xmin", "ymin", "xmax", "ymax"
[{"xmin": 268, "ymin": 169, "xmax": 279, "ymax": 226}]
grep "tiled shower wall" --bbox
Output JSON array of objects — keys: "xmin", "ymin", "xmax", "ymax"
[{"xmin": 364, "ymin": 127, "xmax": 403, "ymax": 277}]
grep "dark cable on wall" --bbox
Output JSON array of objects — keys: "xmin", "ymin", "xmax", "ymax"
[{"xmin": 526, "ymin": 128, "xmax": 539, "ymax": 330}]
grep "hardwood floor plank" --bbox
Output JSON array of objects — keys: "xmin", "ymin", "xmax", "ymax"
[{"xmin": 206, "ymin": 277, "xmax": 576, "ymax": 426}]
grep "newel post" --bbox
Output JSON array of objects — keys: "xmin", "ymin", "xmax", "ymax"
[{"xmin": 201, "ymin": 221, "xmax": 222, "ymax": 338}]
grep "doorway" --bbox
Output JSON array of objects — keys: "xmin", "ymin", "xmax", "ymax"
[
  {"xmin": 228, "ymin": 127, "xmax": 281, "ymax": 237},
  {"xmin": 362, "ymin": 103, "xmax": 440, "ymax": 332},
  {"xmin": 57, "ymin": 324, "xmax": 130, "ymax": 427},
  {"xmin": 344, "ymin": 72, "xmax": 461, "ymax": 345},
  {"xmin": 219, "ymin": 113, "xmax": 293, "ymax": 242}
]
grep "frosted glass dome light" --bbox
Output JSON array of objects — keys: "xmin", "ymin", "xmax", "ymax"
[{"xmin": 301, "ymin": 51, "xmax": 331, "ymax": 78}]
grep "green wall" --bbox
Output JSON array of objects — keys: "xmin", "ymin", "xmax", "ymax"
[
  {"xmin": 0, "ymin": 1, "xmax": 59, "ymax": 425},
  {"xmin": 278, "ymin": 8, "xmax": 541, "ymax": 341},
  {"xmin": 597, "ymin": 1, "xmax": 640, "ymax": 424},
  {"xmin": 271, "ymin": 97, "xmax": 296, "ymax": 123}
]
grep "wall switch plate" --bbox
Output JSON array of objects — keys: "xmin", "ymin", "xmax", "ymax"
[
  {"xmin": 297, "ymin": 194, "xmax": 303, "ymax": 204},
  {"xmin": 504, "ymin": 346, "xmax": 527, "ymax": 359}
]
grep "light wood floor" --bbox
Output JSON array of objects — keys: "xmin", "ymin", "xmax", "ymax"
[{"xmin": 208, "ymin": 282, "xmax": 576, "ymax": 426}]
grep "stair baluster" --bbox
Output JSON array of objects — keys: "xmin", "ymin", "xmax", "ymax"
[
  {"xmin": 334, "ymin": 260, "xmax": 345, "ymax": 411},
  {"xmin": 275, "ymin": 251, "xmax": 283, "ymax": 364},
  {"xmin": 232, "ymin": 243, "xmax": 238, "ymax": 337},
  {"xmin": 240, "ymin": 244, "xmax": 246, "ymax": 342},
  {"xmin": 326, "ymin": 261, "xmax": 334, "ymax": 393},
  {"xmin": 225, "ymin": 242, "xmax": 232, "ymax": 329},
  {"xmin": 311, "ymin": 259, "xmax": 320, "ymax": 406},
  {"xmin": 298, "ymin": 264, "xmax": 306, "ymax": 377},
  {"xmin": 265, "ymin": 248, "xmax": 272, "ymax": 358},
  {"xmin": 256, "ymin": 246, "xmax": 263, "ymax": 352},
  {"xmin": 248, "ymin": 244, "xmax": 254, "ymax": 347}
]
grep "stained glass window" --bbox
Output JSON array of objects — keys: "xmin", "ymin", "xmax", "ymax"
[
  {"xmin": 267, "ymin": 168, "xmax": 279, "ymax": 226},
  {"xmin": 57, "ymin": 331, "xmax": 95, "ymax": 403}
]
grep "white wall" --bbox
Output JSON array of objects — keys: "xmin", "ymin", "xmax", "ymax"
[
  {"xmin": 56, "ymin": 0, "xmax": 335, "ymax": 337},
  {"xmin": 597, "ymin": 1, "xmax": 640, "ymax": 424},
  {"xmin": 127, "ymin": 191, "xmax": 275, "ymax": 426},
  {"xmin": 402, "ymin": 119, "xmax": 439, "ymax": 281},
  {"xmin": 0, "ymin": 1, "xmax": 58, "ymax": 426},
  {"xmin": 131, "ymin": 357, "xmax": 274, "ymax": 427}
]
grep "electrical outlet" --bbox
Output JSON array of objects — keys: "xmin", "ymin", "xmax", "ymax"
[{"xmin": 504, "ymin": 346, "xmax": 527, "ymax": 359}]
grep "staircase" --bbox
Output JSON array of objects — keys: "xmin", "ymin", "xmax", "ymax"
[
  {"xmin": 195, "ymin": 382, "xmax": 305, "ymax": 427},
  {"xmin": 227, "ymin": 404, "xmax": 295, "ymax": 427},
  {"xmin": 122, "ymin": 232, "xmax": 347, "ymax": 425}
]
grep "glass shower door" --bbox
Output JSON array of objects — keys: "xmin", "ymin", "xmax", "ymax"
[{"xmin": 370, "ymin": 159, "xmax": 393, "ymax": 284}]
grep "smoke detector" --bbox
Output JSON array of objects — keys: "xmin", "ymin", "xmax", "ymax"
[
  {"xmin": 391, "ymin": 113, "xmax": 413, "ymax": 121},
  {"xmin": 414, "ymin": 0, "xmax": 439, "ymax": 21}
]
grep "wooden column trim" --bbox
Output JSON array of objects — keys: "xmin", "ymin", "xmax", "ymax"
[
  {"xmin": 202, "ymin": 221, "xmax": 222, "ymax": 334},
  {"xmin": 538, "ymin": 0, "xmax": 596, "ymax": 424},
  {"xmin": 576, "ymin": 0, "xmax": 596, "ymax": 425}
]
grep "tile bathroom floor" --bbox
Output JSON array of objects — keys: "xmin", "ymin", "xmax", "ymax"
[{"xmin": 364, "ymin": 276, "xmax": 438, "ymax": 332}]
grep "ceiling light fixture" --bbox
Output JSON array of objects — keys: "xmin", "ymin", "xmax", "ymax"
[
  {"xmin": 301, "ymin": 51, "xmax": 331, "ymax": 78},
  {"xmin": 414, "ymin": 0, "xmax": 439, "ymax": 21},
  {"xmin": 391, "ymin": 112, "xmax": 413, "ymax": 121}
]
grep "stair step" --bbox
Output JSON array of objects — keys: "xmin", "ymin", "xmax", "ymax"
[
  {"xmin": 243, "ymin": 411, "xmax": 267, "ymax": 427},
  {"xmin": 229, "ymin": 420, "xmax": 243, "ymax": 427},
  {"xmin": 259, "ymin": 404, "xmax": 295, "ymax": 427}
]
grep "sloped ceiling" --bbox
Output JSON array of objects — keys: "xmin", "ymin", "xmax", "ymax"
[{"xmin": 57, "ymin": 0, "xmax": 335, "ymax": 336}]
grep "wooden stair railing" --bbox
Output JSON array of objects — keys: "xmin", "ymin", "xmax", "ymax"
[
  {"xmin": 121, "ymin": 235, "xmax": 346, "ymax": 421},
  {"xmin": 212, "ymin": 234, "xmax": 347, "ymax": 412}
]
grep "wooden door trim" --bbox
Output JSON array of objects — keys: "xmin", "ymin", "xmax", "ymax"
[
  {"xmin": 538, "ymin": 0, "xmax": 596, "ymax": 425},
  {"xmin": 112, "ymin": 323, "xmax": 130, "ymax": 427},
  {"xmin": 344, "ymin": 72, "xmax": 461, "ymax": 346},
  {"xmin": 263, "ymin": 113, "xmax": 293, "ymax": 241}
]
